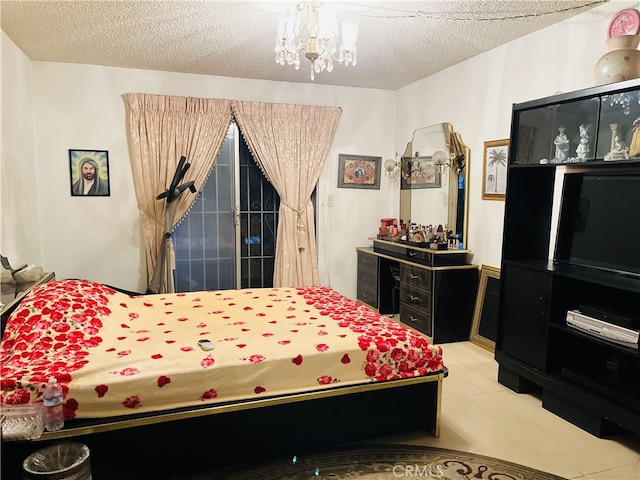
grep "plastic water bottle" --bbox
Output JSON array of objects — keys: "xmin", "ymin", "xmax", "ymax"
[{"xmin": 43, "ymin": 377, "xmax": 64, "ymax": 432}]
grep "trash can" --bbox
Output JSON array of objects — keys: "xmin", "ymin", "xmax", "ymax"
[{"xmin": 22, "ymin": 442, "xmax": 91, "ymax": 480}]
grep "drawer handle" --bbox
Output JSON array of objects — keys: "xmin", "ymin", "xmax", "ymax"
[
  {"xmin": 539, "ymin": 296, "xmax": 548, "ymax": 316},
  {"xmin": 410, "ymin": 274, "xmax": 420, "ymax": 280},
  {"xmin": 408, "ymin": 251, "xmax": 416, "ymax": 257},
  {"xmin": 363, "ymin": 258, "xmax": 371, "ymax": 264},
  {"xmin": 362, "ymin": 275, "xmax": 371, "ymax": 281},
  {"xmin": 409, "ymin": 294, "xmax": 422, "ymax": 303},
  {"xmin": 408, "ymin": 315, "xmax": 420, "ymax": 323},
  {"xmin": 362, "ymin": 292, "xmax": 371, "ymax": 299}
]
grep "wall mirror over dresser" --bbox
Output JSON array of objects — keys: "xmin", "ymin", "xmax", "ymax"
[
  {"xmin": 399, "ymin": 122, "xmax": 470, "ymax": 249},
  {"xmin": 357, "ymin": 123, "xmax": 478, "ymax": 345}
]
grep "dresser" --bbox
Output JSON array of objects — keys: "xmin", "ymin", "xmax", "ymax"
[
  {"xmin": 357, "ymin": 239, "xmax": 478, "ymax": 344},
  {"xmin": 356, "ymin": 250, "xmax": 379, "ymax": 309}
]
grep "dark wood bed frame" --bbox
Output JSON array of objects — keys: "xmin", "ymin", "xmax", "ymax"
[{"xmin": 2, "ymin": 369, "xmax": 446, "ymax": 478}]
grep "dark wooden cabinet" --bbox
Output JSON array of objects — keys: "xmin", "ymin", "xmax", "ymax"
[
  {"xmin": 496, "ymin": 78, "xmax": 640, "ymax": 438},
  {"xmin": 431, "ymin": 267, "xmax": 482, "ymax": 344},
  {"xmin": 498, "ymin": 264, "xmax": 552, "ymax": 373},
  {"xmin": 399, "ymin": 263, "xmax": 432, "ymax": 335},
  {"xmin": 357, "ymin": 239, "xmax": 478, "ymax": 344},
  {"xmin": 356, "ymin": 251, "xmax": 378, "ymax": 309}
]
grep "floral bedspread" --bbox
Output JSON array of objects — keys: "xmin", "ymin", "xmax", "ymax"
[{"xmin": 0, "ymin": 280, "xmax": 444, "ymax": 419}]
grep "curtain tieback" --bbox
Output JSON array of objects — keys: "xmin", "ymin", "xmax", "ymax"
[{"xmin": 281, "ymin": 201, "xmax": 308, "ymax": 251}]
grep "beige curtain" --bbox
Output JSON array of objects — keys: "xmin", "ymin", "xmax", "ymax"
[
  {"xmin": 123, "ymin": 93, "xmax": 232, "ymax": 291},
  {"xmin": 232, "ymin": 101, "xmax": 341, "ymax": 287}
]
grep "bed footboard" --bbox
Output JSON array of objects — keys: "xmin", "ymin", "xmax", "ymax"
[{"xmin": 2, "ymin": 370, "xmax": 446, "ymax": 478}]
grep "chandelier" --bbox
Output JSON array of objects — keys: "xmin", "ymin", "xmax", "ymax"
[
  {"xmin": 385, "ymin": 149, "xmax": 465, "ymax": 180},
  {"xmin": 384, "ymin": 153, "xmax": 432, "ymax": 180},
  {"xmin": 275, "ymin": 1, "xmax": 359, "ymax": 81},
  {"xmin": 433, "ymin": 149, "xmax": 465, "ymax": 175}
]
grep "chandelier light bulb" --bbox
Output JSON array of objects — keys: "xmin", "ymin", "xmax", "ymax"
[
  {"xmin": 317, "ymin": 6, "xmax": 337, "ymax": 37},
  {"xmin": 341, "ymin": 18, "xmax": 358, "ymax": 50},
  {"xmin": 432, "ymin": 150, "xmax": 448, "ymax": 174},
  {"xmin": 432, "ymin": 150, "xmax": 448, "ymax": 166},
  {"xmin": 384, "ymin": 158, "xmax": 401, "ymax": 178}
]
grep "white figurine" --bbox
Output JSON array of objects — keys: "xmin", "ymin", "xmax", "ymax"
[
  {"xmin": 575, "ymin": 124, "xmax": 589, "ymax": 162},
  {"xmin": 604, "ymin": 135, "xmax": 630, "ymax": 161},
  {"xmin": 553, "ymin": 127, "xmax": 570, "ymax": 163}
]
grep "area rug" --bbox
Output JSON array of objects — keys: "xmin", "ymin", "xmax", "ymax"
[{"xmin": 210, "ymin": 444, "xmax": 567, "ymax": 480}]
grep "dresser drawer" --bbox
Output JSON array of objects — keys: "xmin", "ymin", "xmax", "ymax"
[
  {"xmin": 357, "ymin": 267, "xmax": 377, "ymax": 290},
  {"xmin": 357, "ymin": 251, "xmax": 378, "ymax": 272},
  {"xmin": 399, "ymin": 284, "xmax": 431, "ymax": 312},
  {"xmin": 357, "ymin": 284, "xmax": 378, "ymax": 308},
  {"xmin": 400, "ymin": 264, "xmax": 431, "ymax": 291},
  {"xmin": 400, "ymin": 303, "xmax": 432, "ymax": 336}
]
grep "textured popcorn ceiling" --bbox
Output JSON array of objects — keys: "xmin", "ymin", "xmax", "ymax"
[{"xmin": 1, "ymin": 0, "xmax": 609, "ymax": 90}]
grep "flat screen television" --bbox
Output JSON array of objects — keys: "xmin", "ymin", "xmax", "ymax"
[{"xmin": 554, "ymin": 172, "xmax": 640, "ymax": 278}]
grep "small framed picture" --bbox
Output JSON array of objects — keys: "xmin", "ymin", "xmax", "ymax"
[
  {"xmin": 400, "ymin": 156, "xmax": 441, "ymax": 190},
  {"xmin": 69, "ymin": 149, "xmax": 110, "ymax": 196},
  {"xmin": 337, "ymin": 154, "xmax": 381, "ymax": 189},
  {"xmin": 482, "ymin": 139, "xmax": 509, "ymax": 200}
]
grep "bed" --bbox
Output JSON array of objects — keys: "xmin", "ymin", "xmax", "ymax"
[{"xmin": 1, "ymin": 279, "xmax": 447, "ymax": 477}]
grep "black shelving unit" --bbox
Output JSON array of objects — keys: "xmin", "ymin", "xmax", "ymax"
[{"xmin": 495, "ymin": 78, "xmax": 640, "ymax": 438}]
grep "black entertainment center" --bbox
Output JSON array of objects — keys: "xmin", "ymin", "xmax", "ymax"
[{"xmin": 496, "ymin": 78, "xmax": 640, "ymax": 438}]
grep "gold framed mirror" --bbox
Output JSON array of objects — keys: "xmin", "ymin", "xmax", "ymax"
[{"xmin": 399, "ymin": 123, "xmax": 469, "ymax": 249}]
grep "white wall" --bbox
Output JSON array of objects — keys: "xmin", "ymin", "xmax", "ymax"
[
  {"xmin": 1, "ymin": 0, "xmax": 636, "ymax": 297},
  {"xmin": 2, "ymin": 40, "xmax": 397, "ymax": 294},
  {"xmin": 0, "ymin": 32, "xmax": 42, "ymax": 267}
]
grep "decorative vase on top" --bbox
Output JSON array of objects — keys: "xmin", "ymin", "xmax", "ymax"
[{"xmin": 594, "ymin": 35, "xmax": 640, "ymax": 86}]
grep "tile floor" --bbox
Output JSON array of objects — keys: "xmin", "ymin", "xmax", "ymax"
[{"xmin": 371, "ymin": 341, "xmax": 640, "ymax": 479}]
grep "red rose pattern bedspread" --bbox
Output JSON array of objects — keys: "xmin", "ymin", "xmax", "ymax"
[{"xmin": 0, "ymin": 280, "xmax": 444, "ymax": 419}]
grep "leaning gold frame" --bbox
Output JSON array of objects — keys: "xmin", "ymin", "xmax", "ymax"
[{"xmin": 470, "ymin": 265, "xmax": 501, "ymax": 351}]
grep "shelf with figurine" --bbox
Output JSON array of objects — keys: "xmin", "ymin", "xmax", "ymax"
[{"xmin": 511, "ymin": 78, "xmax": 640, "ymax": 167}]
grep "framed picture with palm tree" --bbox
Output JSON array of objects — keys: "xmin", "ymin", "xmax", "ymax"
[{"xmin": 482, "ymin": 139, "xmax": 509, "ymax": 200}]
